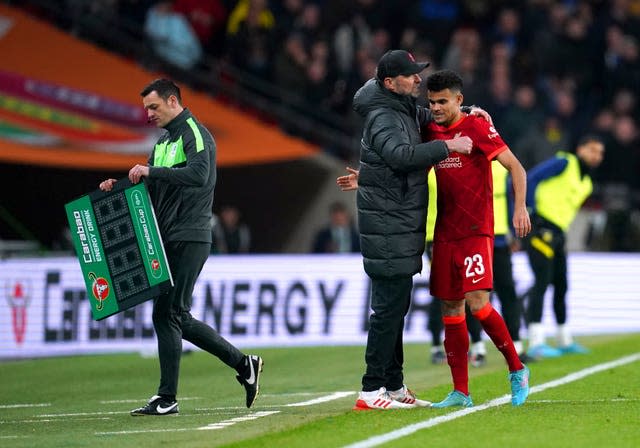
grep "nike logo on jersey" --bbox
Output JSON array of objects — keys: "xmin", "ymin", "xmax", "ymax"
[{"xmin": 471, "ymin": 277, "xmax": 485, "ymax": 284}]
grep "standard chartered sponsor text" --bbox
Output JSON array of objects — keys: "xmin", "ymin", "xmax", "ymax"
[{"xmin": 437, "ymin": 156, "xmax": 463, "ymax": 169}]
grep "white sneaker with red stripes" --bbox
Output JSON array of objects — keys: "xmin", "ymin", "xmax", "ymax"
[
  {"xmin": 388, "ymin": 384, "xmax": 432, "ymax": 407},
  {"xmin": 353, "ymin": 387, "xmax": 415, "ymax": 410}
]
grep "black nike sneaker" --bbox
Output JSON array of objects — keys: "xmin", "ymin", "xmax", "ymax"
[
  {"xmin": 130, "ymin": 395, "xmax": 178, "ymax": 416},
  {"xmin": 236, "ymin": 355, "xmax": 263, "ymax": 408}
]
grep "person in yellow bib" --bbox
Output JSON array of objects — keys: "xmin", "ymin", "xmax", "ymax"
[{"xmin": 523, "ymin": 135, "xmax": 605, "ymax": 359}]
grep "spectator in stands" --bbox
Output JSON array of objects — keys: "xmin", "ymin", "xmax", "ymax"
[
  {"xmin": 118, "ymin": 0, "xmax": 156, "ymax": 27},
  {"xmin": 597, "ymin": 115, "xmax": 639, "ymax": 252},
  {"xmin": 490, "ymin": 7, "xmax": 522, "ymax": 58},
  {"xmin": 292, "ymin": 2, "xmax": 324, "ymax": 50},
  {"xmin": 225, "ymin": 0, "xmax": 276, "ymax": 79},
  {"xmin": 212, "ymin": 205, "xmax": 251, "ymax": 254},
  {"xmin": 272, "ymin": 0, "xmax": 305, "ymax": 44},
  {"xmin": 514, "ymin": 115, "xmax": 571, "ymax": 171},
  {"xmin": 311, "ymin": 201, "xmax": 360, "ymax": 254},
  {"xmin": 144, "ymin": 1, "xmax": 202, "ymax": 70},
  {"xmin": 173, "ymin": 0, "xmax": 228, "ymax": 57},
  {"xmin": 499, "ymin": 84, "xmax": 543, "ymax": 148}
]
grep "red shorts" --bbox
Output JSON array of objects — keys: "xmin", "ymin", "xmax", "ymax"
[{"xmin": 429, "ymin": 236, "xmax": 494, "ymax": 300}]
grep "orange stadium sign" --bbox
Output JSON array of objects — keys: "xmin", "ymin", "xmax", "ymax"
[{"xmin": 0, "ymin": 4, "xmax": 318, "ymax": 170}]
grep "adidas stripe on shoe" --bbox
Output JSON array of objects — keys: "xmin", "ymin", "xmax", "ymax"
[{"xmin": 353, "ymin": 387, "xmax": 415, "ymax": 410}]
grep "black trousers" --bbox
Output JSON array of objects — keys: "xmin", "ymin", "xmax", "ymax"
[
  {"xmin": 428, "ymin": 244, "xmax": 522, "ymax": 345},
  {"xmin": 154, "ymin": 241, "xmax": 244, "ymax": 397},
  {"xmin": 524, "ymin": 222, "xmax": 568, "ymax": 325},
  {"xmin": 362, "ymin": 276, "xmax": 412, "ymax": 392}
]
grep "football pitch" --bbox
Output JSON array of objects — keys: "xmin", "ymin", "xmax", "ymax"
[{"xmin": 1, "ymin": 333, "xmax": 639, "ymax": 447}]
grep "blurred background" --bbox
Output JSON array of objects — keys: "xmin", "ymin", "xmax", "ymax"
[{"xmin": 1, "ymin": 0, "xmax": 639, "ymax": 257}]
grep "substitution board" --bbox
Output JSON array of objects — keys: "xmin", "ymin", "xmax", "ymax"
[{"xmin": 64, "ymin": 179, "xmax": 173, "ymax": 320}]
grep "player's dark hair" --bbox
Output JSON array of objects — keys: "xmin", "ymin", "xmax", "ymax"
[
  {"xmin": 576, "ymin": 134, "xmax": 604, "ymax": 148},
  {"xmin": 140, "ymin": 78, "xmax": 182, "ymax": 104},
  {"xmin": 426, "ymin": 70, "xmax": 464, "ymax": 93}
]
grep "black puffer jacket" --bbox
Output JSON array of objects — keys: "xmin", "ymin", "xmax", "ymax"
[{"xmin": 353, "ymin": 79, "xmax": 449, "ymax": 278}]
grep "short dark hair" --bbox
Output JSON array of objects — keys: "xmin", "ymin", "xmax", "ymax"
[
  {"xmin": 576, "ymin": 134, "xmax": 604, "ymax": 148},
  {"xmin": 329, "ymin": 201, "xmax": 348, "ymax": 214},
  {"xmin": 140, "ymin": 78, "xmax": 182, "ymax": 104},
  {"xmin": 426, "ymin": 70, "xmax": 464, "ymax": 93}
]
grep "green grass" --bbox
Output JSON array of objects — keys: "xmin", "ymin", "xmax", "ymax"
[{"xmin": 1, "ymin": 334, "xmax": 639, "ymax": 447}]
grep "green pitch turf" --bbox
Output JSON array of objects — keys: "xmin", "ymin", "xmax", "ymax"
[{"xmin": 1, "ymin": 333, "xmax": 639, "ymax": 447}]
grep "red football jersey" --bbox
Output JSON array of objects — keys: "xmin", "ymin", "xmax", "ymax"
[{"xmin": 424, "ymin": 114, "xmax": 507, "ymax": 242}]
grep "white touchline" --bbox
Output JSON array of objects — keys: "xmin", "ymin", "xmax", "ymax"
[
  {"xmin": 0, "ymin": 403, "xmax": 51, "ymax": 409},
  {"xmin": 529, "ymin": 398, "xmax": 638, "ymax": 403},
  {"xmin": 286, "ymin": 392, "xmax": 355, "ymax": 407},
  {"xmin": 343, "ymin": 353, "xmax": 640, "ymax": 448}
]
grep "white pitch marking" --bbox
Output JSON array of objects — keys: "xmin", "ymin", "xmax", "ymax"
[
  {"xmin": 0, "ymin": 403, "xmax": 51, "ymax": 409},
  {"xmin": 194, "ymin": 391, "xmax": 356, "ymax": 412},
  {"xmin": 96, "ymin": 428, "xmax": 192, "ymax": 435},
  {"xmin": 198, "ymin": 411, "xmax": 279, "ymax": 431},
  {"xmin": 1, "ymin": 417, "xmax": 112, "ymax": 424},
  {"xmin": 94, "ymin": 411, "xmax": 280, "ymax": 435},
  {"xmin": 528, "ymin": 398, "xmax": 639, "ymax": 404},
  {"xmin": 286, "ymin": 391, "xmax": 355, "ymax": 407},
  {"xmin": 194, "ymin": 406, "xmax": 247, "ymax": 411},
  {"xmin": 38, "ymin": 411, "xmax": 127, "ymax": 418},
  {"xmin": 94, "ymin": 392, "xmax": 354, "ymax": 436},
  {"xmin": 261, "ymin": 391, "xmax": 345, "ymax": 398},
  {"xmin": 344, "ymin": 353, "xmax": 640, "ymax": 448},
  {"xmin": 99, "ymin": 397, "xmax": 203, "ymax": 404}
]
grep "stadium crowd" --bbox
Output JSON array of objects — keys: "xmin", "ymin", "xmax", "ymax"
[{"xmin": 11, "ymin": 0, "xmax": 640, "ymax": 251}]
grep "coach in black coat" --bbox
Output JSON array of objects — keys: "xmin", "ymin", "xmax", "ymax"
[{"xmin": 350, "ymin": 50, "xmax": 472, "ymax": 405}]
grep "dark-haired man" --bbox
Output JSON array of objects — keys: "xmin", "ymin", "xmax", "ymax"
[
  {"xmin": 523, "ymin": 135, "xmax": 605, "ymax": 359},
  {"xmin": 423, "ymin": 69, "xmax": 531, "ymax": 408},
  {"xmin": 99, "ymin": 79, "xmax": 262, "ymax": 415}
]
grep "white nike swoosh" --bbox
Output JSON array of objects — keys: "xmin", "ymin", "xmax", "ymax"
[
  {"xmin": 246, "ymin": 357, "xmax": 256, "ymax": 385},
  {"xmin": 156, "ymin": 403, "xmax": 177, "ymax": 414},
  {"xmin": 471, "ymin": 277, "xmax": 485, "ymax": 284}
]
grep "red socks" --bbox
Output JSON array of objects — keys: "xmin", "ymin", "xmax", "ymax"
[
  {"xmin": 472, "ymin": 302, "xmax": 524, "ymax": 372},
  {"xmin": 443, "ymin": 315, "xmax": 469, "ymax": 395},
  {"xmin": 443, "ymin": 302, "xmax": 523, "ymax": 396}
]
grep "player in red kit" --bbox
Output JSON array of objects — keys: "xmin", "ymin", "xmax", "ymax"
[{"xmin": 423, "ymin": 70, "xmax": 532, "ymax": 407}]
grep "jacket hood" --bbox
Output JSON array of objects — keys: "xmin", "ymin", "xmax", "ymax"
[{"xmin": 352, "ymin": 78, "xmax": 416, "ymax": 118}]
